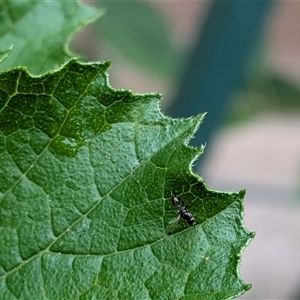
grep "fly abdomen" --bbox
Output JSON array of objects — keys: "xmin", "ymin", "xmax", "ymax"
[{"xmin": 181, "ymin": 210, "xmax": 196, "ymax": 225}]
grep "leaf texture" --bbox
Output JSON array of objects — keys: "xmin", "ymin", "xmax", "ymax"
[{"xmin": 0, "ymin": 60, "xmax": 253, "ymax": 299}]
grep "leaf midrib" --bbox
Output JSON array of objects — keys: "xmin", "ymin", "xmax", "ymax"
[
  {"xmin": 0, "ymin": 157, "xmax": 239, "ymax": 283},
  {"xmin": 0, "ymin": 115, "xmax": 203, "ymax": 279}
]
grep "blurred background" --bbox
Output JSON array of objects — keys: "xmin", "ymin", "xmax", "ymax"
[{"xmin": 74, "ymin": 1, "xmax": 300, "ymax": 299}]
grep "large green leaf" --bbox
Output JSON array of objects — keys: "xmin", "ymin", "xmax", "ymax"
[
  {"xmin": 0, "ymin": 0, "xmax": 103, "ymax": 74},
  {"xmin": 0, "ymin": 60, "xmax": 253, "ymax": 299}
]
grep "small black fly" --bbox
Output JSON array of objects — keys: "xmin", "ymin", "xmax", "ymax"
[{"xmin": 167, "ymin": 194, "xmax": 196, "ymax": 235}]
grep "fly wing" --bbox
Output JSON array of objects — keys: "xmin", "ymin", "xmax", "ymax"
[{"xmin": 166, "ymin": 214, "xmax": 180, "ymax": 235}]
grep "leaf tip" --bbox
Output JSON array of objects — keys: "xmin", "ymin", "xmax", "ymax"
[
  {"xmin": 239, "ymin": 189, "xmax": 246, "ymax": 198},
  {"xmin": 244, "ymin": 283, "xmax": 252, "ymax": 292}
]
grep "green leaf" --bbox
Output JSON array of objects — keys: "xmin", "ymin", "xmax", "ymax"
[
  {"xmin": 0, "ymin": 60, "xmax": 253, "ymax": 299},
  {"xmin": 0, "ymin": 1, "xmax": 103, "ymax": 74}
]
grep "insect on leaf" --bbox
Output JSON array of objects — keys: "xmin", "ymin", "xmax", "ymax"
[{"xmin": 0, "ymin": 60, "xmax": 253, "ymax": 300}]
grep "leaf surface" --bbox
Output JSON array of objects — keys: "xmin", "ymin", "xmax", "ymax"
[
  {"xmin": 0, "ymin": 60, "xmax": 252, "ymax": 299},
  {"xmin": 0, "ymin": 0, "xmax": 103, "ymax": 74}
]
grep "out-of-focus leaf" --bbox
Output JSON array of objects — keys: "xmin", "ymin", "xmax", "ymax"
[
  {"xmin": 0, "ymin": 0, "xmax": 103, "ymax": 74},
  {"xmin": 0, "ymin": 45, "xmax": 13, "ymax": 64},
  {"xmin": 95, "ymin": 1, "xmax": 180, "ymax": 78}
]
